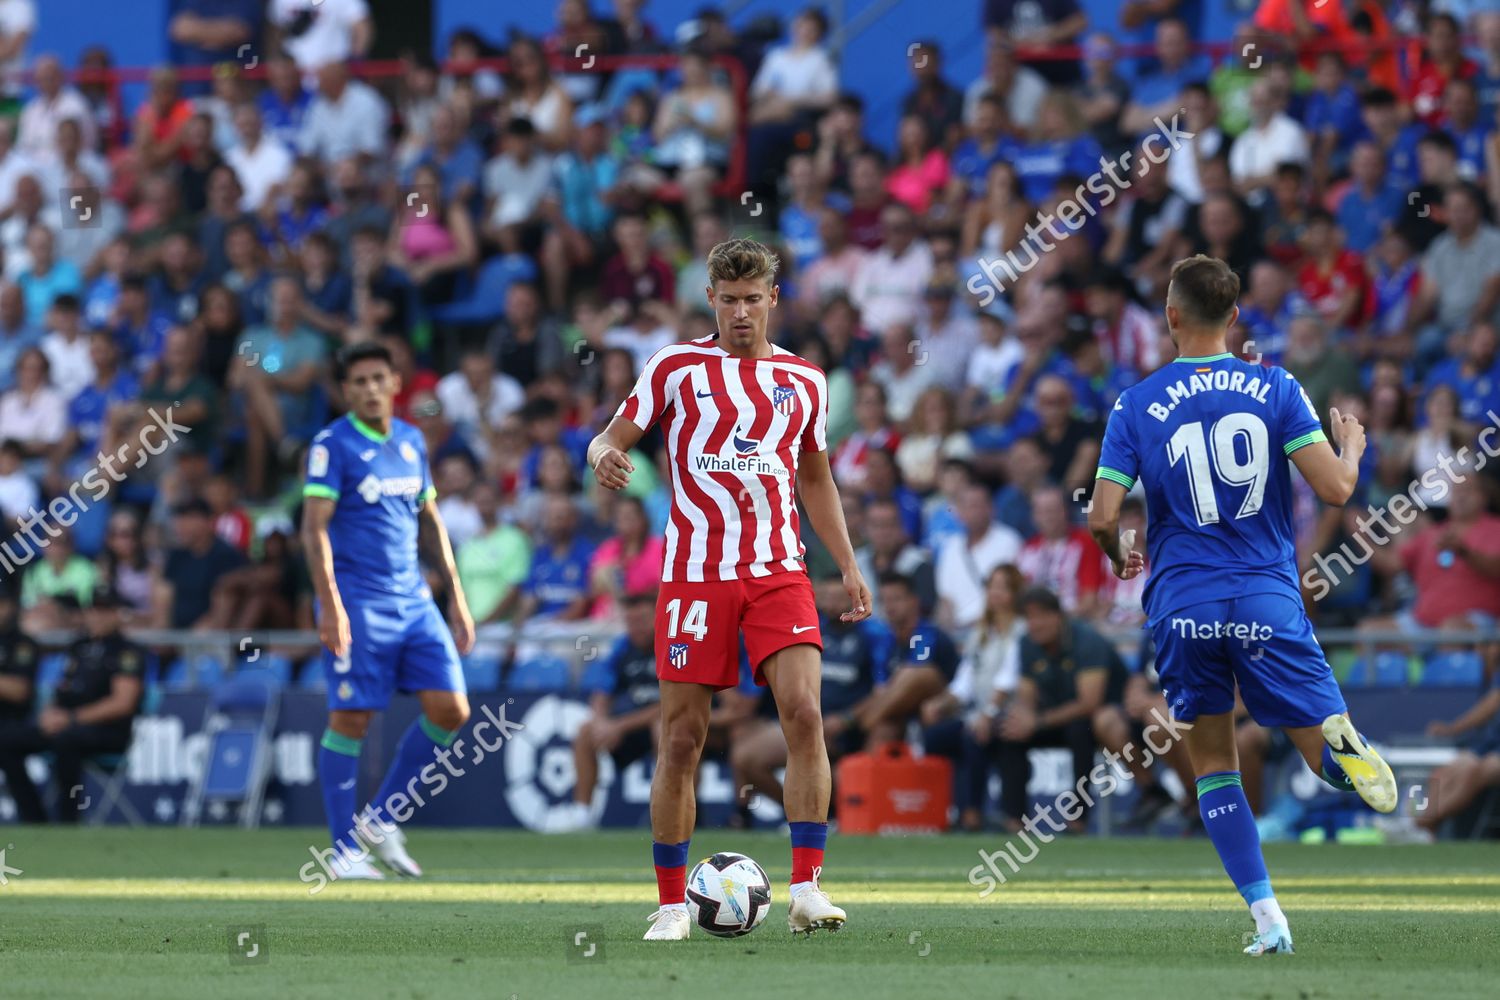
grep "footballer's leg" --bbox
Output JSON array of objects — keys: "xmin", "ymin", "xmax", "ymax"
[
  {"xmin": 762, "ymin": 643, "xmax": 846, "ymax": 935},
  {"xmin": 360, "ymin": 600, "xmax": 471, "ymax": 876},
  {"xmin": 1158, "ymin": 599, "xmax": 1291, "ymax": 955},
  {"xmin": 318, "ymin": 600, "xmax": 389, "ymax": 880},
  {"xmin": 646, "ymin": 679, "xmax": 714, "ymax": 940}
]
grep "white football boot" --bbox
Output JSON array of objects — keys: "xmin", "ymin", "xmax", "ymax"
[
  {"xmin": 328, "ymin": 848, "xmax": 385, "ymax": 881},
  {"xmin": 788, "ymin": 868, "xmax": 846, "ymax": 936},
  {"xmin": 356, "ymin": 814, "xmax": 423, "ymax": 877},
  {"xmin": 643, "ymin": 907, "xmax": 692, "ymax": 940}
]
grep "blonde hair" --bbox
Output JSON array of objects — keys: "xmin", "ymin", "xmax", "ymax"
[{"xmin": 706, "ymin": 238, "xmax": 780, "ymax": 287}]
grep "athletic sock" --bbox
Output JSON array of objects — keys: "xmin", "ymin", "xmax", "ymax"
[
  {"xmin": 1320, "ymin": 743, "xmax": 1356, "ymax": 792},
  {"xmin": 1197, "ymin": 771, "xmax": 1283, "ymax": 932},
  {"xmin": 789, "ymin": 820, "xmax": 828, "ymax": 897},
  {"xmin": 370, "ymin": 717, "xmax": 458, "ymax": 825},
  {"xmin": 653, "ymin": 839, "xmax": 691, "ymax": 907},
  {"xmin": 318, "ymin": 728, "xmax": 363, "ymax": 854}
]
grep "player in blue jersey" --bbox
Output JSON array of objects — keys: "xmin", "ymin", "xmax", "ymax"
[
  {"xmin": 1087, "ymin": 255, "xmax": 1398, "ymax": 956},
  {"xmin": 302, "ymin": 341, "xmax": 476, "ymax": 880}
]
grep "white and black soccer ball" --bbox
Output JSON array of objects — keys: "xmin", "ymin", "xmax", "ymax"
[{"xmin": 685, "ymin": 852, "xmax": 772, "ymax": 938}]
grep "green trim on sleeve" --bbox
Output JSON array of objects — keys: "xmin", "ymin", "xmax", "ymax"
[
  {"xmin": 1095, "ymin": 467, "xmax": 1136, "ymax": 489},
  {"xmin": 303, "ymin": 484, "xmax": 340, "ymax": 501},
  {"xmin": 1283, "ymin": 430, "xmax": 1328, "ymax": 455},
  {"xmin": 419, "ymin": 486, "xmax": 437, "ymax": 503}
]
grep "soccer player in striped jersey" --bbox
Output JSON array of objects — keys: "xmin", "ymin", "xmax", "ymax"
[
  {"xmin": 588, "ymin": 238, "xmax": 872, "ymax": 940},
  {"xmin": 1087, "ymin": 256, "xmax": 1398, "ymax": 956}
]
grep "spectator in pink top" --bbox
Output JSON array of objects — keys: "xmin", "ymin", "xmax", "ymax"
[
  {"xmin": 1369, "ymin": 474, "xmax": 1500, "ymax": 631},
  {"xmin": 588, "ymin": 495, "xmax": 665, "ymax": 620},
  {"xmin": 388, "ymin": 162, "xmax": 477, "ymax": 307},
  {"xmin": 885, "ymin": 114, "xmax": 949, "ymax": 216}
]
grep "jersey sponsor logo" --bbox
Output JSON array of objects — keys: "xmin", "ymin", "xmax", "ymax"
[
  {"xmin": 732, "ymin": 434, "xmax": 758, "ymax": 455},
  {"xmin": 1169, "ymin": 617, "xmax": 1275, "ymax": 643},
  {"xmin": 668, "ymin": 642, "xmax": 689, "ymax": 669},
  {"xmin": 356, "ymin": 474, "xmax": 425, "ymax": 504},
  {"xmin": 308, "ymin": 444, "xmax": 330, "ymax": 477},
  {"xmin": 692, "ymin": 451, "xmax": 790, "ymax": 478},
  {"xmin": 772, "ymin": 385, "xmax": 797, "ymax": 415}
]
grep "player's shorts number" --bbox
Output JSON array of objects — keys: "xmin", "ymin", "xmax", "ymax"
[
  {"xmin": 665, "ymin": 598, "xmax": 709, "ymax": 640},
  {"xmin": 1167, "ymin": 413, "xmax": 1268, "ymax": 525}
]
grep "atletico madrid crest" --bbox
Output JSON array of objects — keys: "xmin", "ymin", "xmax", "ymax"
[
  {"xmin": 668, "ymin": 642, "xmax": 690, "ymax": 669},
  {"xmin": 772, "ymin": 385, "xmax": 796, "ymax": 415}
]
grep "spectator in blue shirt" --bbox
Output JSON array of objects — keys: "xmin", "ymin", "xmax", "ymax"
[
  {"xmin": 111, "ymin": 277, "xmax": 175, "ymax": 381},
  {"xmin": 518, "ymin": 494, "xmax": 596, "ymax": 622},
  {"xmin": 0, "ymin": 283, "xmax": 41, "ymax": 395},
  {"xmin": 256, "ymin": 53, "xmax": 312, "ymax": 150},
  {"xmin": 1121, "ymin": 18, "xmax": 1213, "ymax": 136},
  {"xmin": 64, "ymin": 331, "xmax": 138, "ymax": 469},
  {"xmin": 1337, "ymin": 141, "xmax": 1406, "ymax": 254},
  {"xmin": 401, "ymin": 104, "xmax": 484, "ymax": 212},
  {"xmin": 1003, "ymin": 92, "xmax": 1104, "ymax": 205},
  {"xmin": 948, "ymin": 93, "xmax": 1009, "ymax": 205},
  {"xmin": 1444, "ymin": 76, "xmax": 1492, "ymax": 179},
  {"xmin": 17, "ymin": 225, "xmax": 83, "ymax": 328},
  {"xmin": 1361, "ymin": 87, "xmax": 1428, "ymax": 193},
  {"xmin": 167, "ymin": 0, "xmax": 259, "ymax": 84},
  {"xmin": 1426, "ymin": 320, "xmax": 1500, "ymax": 428},
  {"xmin": 1305, "ymin": 51, "xmax": 1366, "ymax": 179}
]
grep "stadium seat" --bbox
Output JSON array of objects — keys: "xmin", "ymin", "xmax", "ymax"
[
  {"xmin": 1345, "ymin": 651, "xmax": 1413, "ymax": 687},
  {"xmin": 462, "ymin": 653, "xmax": 503, "ymax": 693},
  {"xmin": 429, "ymin": 254, "xmax": 538, "ymax": 326},
  {"xmin": 161, "ymin": 654, "xmax": 226, "ymax": 691},
  {"xmin": 236, "ymin": 653, "xmax": 294, "ymax": 687},
  {"xmin": 182, "ymin": 671, "xmax": 280, "ymax": 829},
  {"xmin": 1420, "ymin": 651, "xmax": 1484, "ymax": 687},
  {"xmin": 506, "ymin": 654, "xmax": 572, "ymax": 693}
]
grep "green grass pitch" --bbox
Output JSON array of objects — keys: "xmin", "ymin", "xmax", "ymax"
[{"xmin": 1, "ymin": 828, "xmax": 1497, "ymax": 999}]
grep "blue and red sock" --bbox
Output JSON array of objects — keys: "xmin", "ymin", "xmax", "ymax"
[
  {"xmin": 789, "ymin": 820, "xmax": 828, "ymax": 885},
  {"xmin": 653, "ymin": 839, "xmax": 690, "ymax": 906}
]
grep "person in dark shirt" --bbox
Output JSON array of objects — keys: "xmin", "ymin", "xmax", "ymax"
[
  {"xmin": 0, "ymin": 579, "xmax": 40, "ymax": 727},
  {"xmin": 156, "ymin": 498, "xmax": 248, "ymax": 628},
  {"xmin": 851, "ymin": 572, "xmax": 959, "ymax": 742},
  {"xmin": 994, "ymin": 586, "xmax": 1128, "ymax": 831},
  {"xmin": 0, "ymin": 585, "xmax": 145, "ymax": 823},
  {"xmin": 731, "ymin": 573, "xmax": 892, "ymax": 817},
  {"xmin": 561, "ymin": 590, "xmax": 662, "ymax": 829},
  {"xmin": 901, "ymin": 40, "xmax": 966, "ymax": 150}
]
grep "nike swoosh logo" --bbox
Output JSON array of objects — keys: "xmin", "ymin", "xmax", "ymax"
[
  {"xmin": 696, "ymin": 390, "xmax": 718, "ymax": 398},
  {"xmin": 791, "ymin": 625, "xmax": 816, "ymax": 634},
  {"xmin": 338, "ymin": 779, "xmax": 356, "ymax": 791},
  {"xmin": 1330, "ymin": 736, "xmax": 1358, "ymax": 756}
]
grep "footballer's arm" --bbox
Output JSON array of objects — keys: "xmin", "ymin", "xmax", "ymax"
[
  {"xmin": 589, "ymin": 417, "xmax": 646, "ymax": 490},
  {"xmin": 1290, "ymin": 407, "xmax": 1365, "ymax": 506},
  {"xmin": 303, "ymin": 497, "xmax": 350, "ymax": 657},
  {"xmin": 1087, "ymin": 479, "xmax": 1145, "ymax": 580},
  {"xmin": 796, "ymin": 448, "xmax": 872, "ymax": 621},
  {"xmin": 418, "ymin": 500, "xmax": 477, "ymax": 654}
]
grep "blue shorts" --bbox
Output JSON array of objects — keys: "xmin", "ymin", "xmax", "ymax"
[
  {"xmin": 322, "ymin": 594, "xmax": 464, "ymax": 711},
  {"xmin": 1152, "ymin": 592, "xmax": 1346, "ymax": 729}
]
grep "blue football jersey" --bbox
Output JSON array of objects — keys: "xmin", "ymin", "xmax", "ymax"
[
  {"xmin": 303, "ymin": 414, "xmax": 436, "ymax": 600},
  {"xmin": 1096, "ymin": 352, "xmax": 1327, "ymax": 624}
]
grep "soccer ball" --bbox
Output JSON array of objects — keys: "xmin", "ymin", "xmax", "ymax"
[{"xmin": 685, "ymin": 852, "xmax": 772, "ymax": 938}]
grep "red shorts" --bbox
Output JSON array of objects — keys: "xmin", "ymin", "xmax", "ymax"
[{"xmin": 655, "ymin": 572, "xmax": 823, "ymax": 689}]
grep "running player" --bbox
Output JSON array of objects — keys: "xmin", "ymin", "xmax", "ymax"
[
  {"xmin": 588, "ymin": 238, "xmax": 871, "ymax": 940},
  {"xmin": 303, "ymin": 341, "xmax": 476, "ymax": 879},
  {"xmin": 1087, "ymin": 255, "xmax": 1397, "ymax": 956}
]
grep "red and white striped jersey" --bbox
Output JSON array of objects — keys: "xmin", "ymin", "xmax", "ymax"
[{"xmin": 615, "ymin": 335, "xmax": 828, "ymax": 582}]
